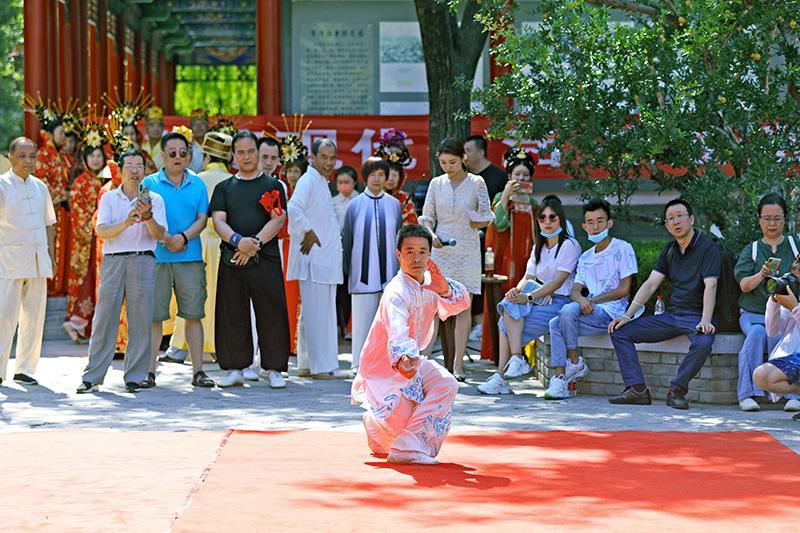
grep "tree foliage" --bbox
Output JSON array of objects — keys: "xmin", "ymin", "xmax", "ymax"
[
  {"xmin": 0, "ymin": 0, "xmax": 24, "ymax": 151},
  {"xmin": 477, "ymin": 0, "xmax": 800, "ymax": 250},
  {"xmin": 174, "ymin": 65, "xmax": 256, "ymax": 117}
]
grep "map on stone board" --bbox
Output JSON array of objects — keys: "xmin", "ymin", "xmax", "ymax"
[{"xmin": 298, "ymin": 23, "xmax": 375, "ymax": 115}]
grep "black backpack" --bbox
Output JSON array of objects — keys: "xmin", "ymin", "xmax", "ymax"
[{"xmin": 709, "ymin": 236, "xmax": 741, "ymax": 332}]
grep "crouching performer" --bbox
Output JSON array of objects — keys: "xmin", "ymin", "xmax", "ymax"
[
  {"xmin": 753, "ymin": 274, "xmax": 800, "ymax": 421},
  {"xmin": 351, "ymin": 224, "xmax": 470, "ymax": 464}
]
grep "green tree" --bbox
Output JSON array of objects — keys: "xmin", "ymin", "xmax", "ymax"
[
  {"xmin": 0, "ymin": 0, "xmax": 24, "ymax": 151},
  {"xmin": 173, "ymin": 65, "xmax": 256, "ymax": 117},
  {"xmin": 477, "ymin": 0, "xmax": 800, "ymax": 250}
]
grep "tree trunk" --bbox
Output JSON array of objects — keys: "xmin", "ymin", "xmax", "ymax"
[{"xmin": 415, "ymin": 0, "xmax": 486, "ymax": 176}]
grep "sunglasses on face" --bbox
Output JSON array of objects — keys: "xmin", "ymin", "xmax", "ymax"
[
  {"xmin": 168, "ymin": 150, "xmax": 188, "ymax": 158},
  {"xmin": 538, "ymin": 214, "xmax": 559, "ymax": 222}
]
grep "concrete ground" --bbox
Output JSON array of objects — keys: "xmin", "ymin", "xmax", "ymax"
[{"xmin": 1, "ymin": 339, "xmax": 798, "ymax": 455}]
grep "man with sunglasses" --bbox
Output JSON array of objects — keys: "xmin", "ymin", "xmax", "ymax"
[
  {"xmin": 142, "ymin": 132, "xmax": 215, "ymax": 388},
  {"xmin": 608, "ymin": 198, "xmax": 721, "ymax": 409}
]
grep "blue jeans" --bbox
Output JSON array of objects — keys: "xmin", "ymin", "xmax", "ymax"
[
  {"xmin": 610, "ymin": 311, "xmax": 714, "ymax": 393},
  {"xmin": 549, "ymin": 302, "xmax": 612, "ymax": 368},
  {"xmin": 498, "ymin": 295, "xmax": 571, "ymax": 347},
  {"xmin": 737, "ymin": 310, "xmax": 798, "ymax": 401}
]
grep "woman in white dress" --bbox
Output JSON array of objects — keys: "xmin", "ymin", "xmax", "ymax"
[{"xmin": 420, "ymin": 138, "xmax": 493, "ymax": 380}]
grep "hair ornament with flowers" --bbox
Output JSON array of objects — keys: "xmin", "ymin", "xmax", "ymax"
[
  {"xmin": 171, "ymin": 125, "xmax": 193, "ymax": 144},
  {"xmin": 80, "ymin": 105, "xmax": 108, "ymax": 150},
  {"xmin": 264, "ymin": 113, "xmax": 312, "ymax": 165},
  {"xmin": 23, "ymin": 93, "xmax": 83, "ymax": 131},
  {"xmin": 374, "ymin": 128, "xmax": 412, "ymax": 167},
  {"xmin": 104, "ymin": 115, "xmax": 133, "ymax": 158},
  {"xmin": 210, "ymin": 117, "xmax": 239, "ymax": 137},
  {"xmin": 102, "ymin": 83, "xmax": 153, "ymax": 128},
  {"xmin": 503, "ymin": 145, "xmax": 539, "ymax": 172}
]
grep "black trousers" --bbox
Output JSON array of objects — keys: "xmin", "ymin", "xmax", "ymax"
[
  {"xmin": 336, "ymin": 278, "xmax": 352, "ymax": 336},
  {"xmin": 215, "ymin": 257, "xmax": 290, "ymax": 372}
]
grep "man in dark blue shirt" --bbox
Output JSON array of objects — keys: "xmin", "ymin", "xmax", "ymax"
[{"xmin": 607, "ymin": 199, "xmax": 721, "ymax": 409}]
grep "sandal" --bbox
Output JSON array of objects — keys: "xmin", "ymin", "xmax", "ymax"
[
  {"xmin": 454, "ymin": 372, "xmax": 466, "ymax": 383},
  {"xmin": 139, "ymin": 372, "xmax": 156, "ymax": 389},
  {"xmin": 192, "ymin": 370, "xmax": 215, "ymax": 388}
]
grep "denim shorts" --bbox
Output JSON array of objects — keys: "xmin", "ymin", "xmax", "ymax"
[{"xmin": 768, "ymin": 353, "xmax": 800, "ymax": 384}]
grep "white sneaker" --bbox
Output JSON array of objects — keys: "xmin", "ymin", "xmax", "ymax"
[
  {"xmin": 544, "ymin": 374, "xmax": 569, "ymax": 400},
  {"xmin": 503, "ymin": 354, "xmax": 531, "ymax": 379},
  {"xmin": 477, "ymin": 373, "xmax": 511, "ymax": 395},
  {"xmin": 266, "ymin": 370, "xmax": 286, "ymax": 389},
  {"xmin": 468, "ymin": 323, "xmax": 483, "ymax": 342},
  {"xmin": 739, "ymin": 398, "xmax": 760, "ymax": 412},
  {"xmin": 242, "ymin": 367, "xmax": 260, "ymax": 381},
  {"xmin": 387, "ymin": 450, "xmax": 439, "ymax": 465},
  {"xmin": 218, "ymin": 370, "xmax": 245, "ymax": 388},
  {"xmin": 565, "ymin": 356, "xmax": 590, "ymax": 382},
  {"xmin": 312, "ymin": 368, "xmax": 351, "ymax": 380},
  {"xmin": 784, "ymin": 398, "xmax": 800, "ymax": 412}
]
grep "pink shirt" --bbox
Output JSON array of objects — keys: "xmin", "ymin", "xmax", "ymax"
[{"xmin": 351, "ymin": 270, "xmax": 469, "ymax": 418}]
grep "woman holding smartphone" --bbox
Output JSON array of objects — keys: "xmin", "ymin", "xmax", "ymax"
[
  {"xmin": 480, "ymin": 148, "xmax": 538, "ymax": 359},
  {"xmin": 734, "ymin": 193, "xmax": 800, "ymax": 412},
  {"xmin": 478, "ymin": 195, "xmax": 580, "ymax": 395}
]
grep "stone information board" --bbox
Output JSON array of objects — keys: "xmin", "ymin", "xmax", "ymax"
[{"xmin": 298, "ymin": 23, "xmax": 375, "ymax": 114}]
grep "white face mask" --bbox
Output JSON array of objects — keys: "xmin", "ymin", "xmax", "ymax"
[{"xmin": 587, "ymin": 228, "xmax": 610, "ymax": 244}]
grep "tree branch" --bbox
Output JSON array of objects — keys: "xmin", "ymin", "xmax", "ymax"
[{"xmin": 585, "ymin": 0, "xmax": 661, "ymax": 18}]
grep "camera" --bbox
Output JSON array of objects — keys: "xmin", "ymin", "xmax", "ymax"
[{"xmin": 766, "ymin": 271, "xmax": 800, "ymax": 296}]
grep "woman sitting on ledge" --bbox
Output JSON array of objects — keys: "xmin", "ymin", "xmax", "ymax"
[{"xmin": 753, "ymin": 267, "xmax": 800, "ymax": 421}]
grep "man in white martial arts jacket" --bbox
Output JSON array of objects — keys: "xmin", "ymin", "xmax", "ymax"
[
  {"xmin": 0, "ymin": 137, "xmax": 57, "ymax": 386},
  {"xmin": 286, "ymin": 138, "xmax": 347, "ymax": 378}
]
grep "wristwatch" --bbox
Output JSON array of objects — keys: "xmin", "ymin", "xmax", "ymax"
[{"xmin": 527, "ymin": 293, "xmax": 534, "ymax": 303}]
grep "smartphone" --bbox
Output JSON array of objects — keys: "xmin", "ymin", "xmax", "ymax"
[
  {"xmin": 767, "ymin": 257, "xmax": 781, "ymax": 274},
  {"xmin": 137, "ymin": 182, "xmax": 150, "ymax": 203},
  {"xmin": 517, "ymin": 181, "xmax": 533, "ymax": 194}
]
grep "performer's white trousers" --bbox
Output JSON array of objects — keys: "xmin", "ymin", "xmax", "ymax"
[
  {"xmin": 297, "ymin": 280, "xmax": 339, "ymax": 374},
  {"xmin": 0, "ymin": 277, "xmax": 46, "ymax": 381},
  {"xmin": 363, "ymin": 359, "xmax": 458, "ymax": 458},
  {"xmin": 350, "ymin": 292, "xmax": 381, "ymax": 369}
]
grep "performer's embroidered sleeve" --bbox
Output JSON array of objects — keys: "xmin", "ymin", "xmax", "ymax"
[
  {"xmin": 385, "ymin": 295, "xmax": 422, "ymax": 371},
  {"xmin": 436, "ymin": 278, "xmax": 470, "ymax": 321}
]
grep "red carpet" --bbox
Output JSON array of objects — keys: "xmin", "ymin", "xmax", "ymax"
[
  {"xmin": 173, "ymin": 430, "xmax": 800, "ymax": 532},
  {"xmin": 2, "ymin": 429, "xmax": 798, "ymax": 531}
]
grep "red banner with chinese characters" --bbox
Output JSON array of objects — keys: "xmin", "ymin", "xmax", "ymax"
[{"xmin": 163, "ymin": 115, "xmax": 571, "ymax": 182}]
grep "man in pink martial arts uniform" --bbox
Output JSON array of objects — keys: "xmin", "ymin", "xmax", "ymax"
[{"xmin": 351, "ymin": 224, "xmax": 469, "ymax": 465}]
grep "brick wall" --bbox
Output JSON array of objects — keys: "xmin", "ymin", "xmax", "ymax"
[{"xmin": 533, "ymin": 333, "xmax": 743, "ymax": 404}]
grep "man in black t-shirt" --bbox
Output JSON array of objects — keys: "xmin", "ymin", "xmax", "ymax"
[
  {"xmin": 464, "ymin": 135, "xmax": 507, "ymax": 202},
  {"xmin": 608, "ymin": 199, "xmax": 721, "ymax": 409},
  {"xmin": 464, "ymin": 135, "xmax": 507, "ymax": 318},
  {"xmin": 209, "ymin": 132, "xmax": 291, "ymax": 389}
]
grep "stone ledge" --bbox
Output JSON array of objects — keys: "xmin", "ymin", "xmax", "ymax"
[
  {"xmin": 533, "ymin": 333, "xmax": 744, "ymax": 405},
  {"xmin": 575, "ymin": 332, "xmax": 744, "ymax": 355}
]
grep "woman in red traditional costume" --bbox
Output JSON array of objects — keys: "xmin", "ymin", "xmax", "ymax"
[
  {"xmin": 375, "ymin": 129, "xmax": 418, "ymax": 226},
  {"xmin": 26, "ymin": 94, "xmax": 71, "ymax": 296},
  {"xmin": 274, "ymin": 131, "xmax": 310, "ymax": 358},
  {"xmin": 63, "ymin": 120, "xmax": 108, "ymax": 343},
  {"xmin": 480, "ymin": 147, "xmax": 538, "ymax": 359}
]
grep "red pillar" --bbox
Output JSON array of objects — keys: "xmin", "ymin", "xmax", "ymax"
[
  {"xmin": 74, "ymin": 0, "xmax": 88, "ymax": 100},
  {"xmin": 157, "ymin": 52, "xmax": 168, "ymax": 109},
  {"xmin": 58, "ymin": 0, "xmax": 72, "ymax": 99},
  {"xmin": 164, "ymin": 60, "xmax": 175, "ymax": 114},
  {"xmin": 142, "ymin": 42, "xmax": 151, "ymax": 100},
  {"xmin": 24, "ymin": 0, "xmax": 49, "ymax": 138},
  {"xmin": 106, "ymin": 10, "xmax": 119, "ymax": 97},
  {"xmin": 87, "ymin": 0, "xmax": 102, "ymax": 104},
  {"xmin": 46, "ymin": 0, "xmax": 58, "ymax": 101},
  {"xmin": 256, "ymin": 0, "xmax": 282, "ymax": 115}
]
